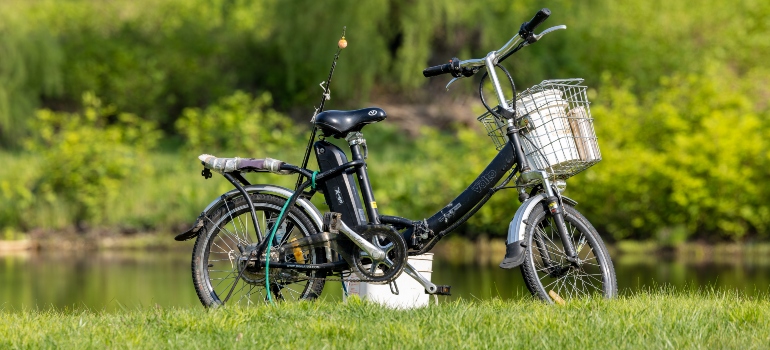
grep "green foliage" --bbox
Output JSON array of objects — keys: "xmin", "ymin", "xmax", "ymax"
[
  {"xmin": 2, "ymin": 0, "xmax": 770, "ymax": 242},
  {"xmin": 3, "ymin": 0, "xmax": 769, "ymax": 148},
  {"xmin": 569, "ymin": 69, "xmax": 770, "ymax": 240},
  {"xmin": 0, "ymin": 153, "xmax": 37, "ymax": 230},
  {"xmin": 175, "ymin": 91, "xmax": 299, "ymax": 155},
  {"xmin": 0, "ymin": 0, "xmax": 274, "ymax": 141},
  {"xmin": 25, "ymin": 93, "xmax": 160, "ymax": 225},
  {"xmin": 0, "ymin": 14, "xmax": 63, "ymax": 147}
]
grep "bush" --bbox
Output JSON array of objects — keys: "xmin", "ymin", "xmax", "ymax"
[
  {"xmin": 569, "ymin": 70, "xmax": 770, "ymax": 241},
  {"xmin": 26, "ymin": 93, "xmax": 160, "ymax": 226},
  {"xmin": 4, "ymin": 0, "xmax": 769, "ymax": 148},
  {"xmin": 175, "ymin": 91, "xmax": 301, "ymax": 156}
]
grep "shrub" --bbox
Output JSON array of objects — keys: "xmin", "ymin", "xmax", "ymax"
[
  {"xmin": 569, "ymin": 71, "xmax": 770, "ymax": 240},
  {"xmin": 26, "ymin": 93, "xmax": 160, "ymax": 226},
  {"xmin": 175, "ymin": 91, "xmax": 301, "ymax": 156}
]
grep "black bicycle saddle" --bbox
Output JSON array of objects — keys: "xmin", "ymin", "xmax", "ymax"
[{"xmin": 313, "ymin": 107, "xmax": 386, "ymax": 138}]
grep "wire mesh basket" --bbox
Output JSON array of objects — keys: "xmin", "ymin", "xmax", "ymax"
[{"xmin": 477, "ymin": 78, "xmax": 601, "ymax": 179}]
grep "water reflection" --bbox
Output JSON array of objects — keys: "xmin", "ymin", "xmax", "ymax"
[
  {"xmin": 0, "ymin": 251, "xmax": 200, "ymax": 311},
  {"xmin": 1, "ymin": 250, "xmax": 768, "ymax": 311}
]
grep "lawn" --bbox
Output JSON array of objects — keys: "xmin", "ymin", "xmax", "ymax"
[{"xmin": 1, "ymin": 290, "xmax": 768, "ymax": 349}]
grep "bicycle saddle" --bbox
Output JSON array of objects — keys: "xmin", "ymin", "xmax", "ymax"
[{"xmin": 314, "ymin": 107, "xmax": 386, "ymax": 138}]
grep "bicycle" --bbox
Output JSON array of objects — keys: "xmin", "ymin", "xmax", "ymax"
[{"xmin": 176, "ymin": 8, "xmax": 617, "ymax": 307}]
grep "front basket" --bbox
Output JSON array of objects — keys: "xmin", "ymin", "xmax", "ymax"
[{"xmin": 477, "ymin": 78, "xmax": 601, "ymax": 179}]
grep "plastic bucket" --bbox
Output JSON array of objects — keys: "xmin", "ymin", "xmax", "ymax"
[
  {"xmin": 518, "ymin": 89, "xmax": 581, "ymax": 173},
  {"xmin": 343, "ymin": 253, "xmax": 434, "ymax": 309}
]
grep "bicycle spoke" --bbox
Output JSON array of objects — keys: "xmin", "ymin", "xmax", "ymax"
[
  {"xmin": 195, "ymin": 195, "xmax": 325, "ymax": 307},
  {"xmin": 222, "ymin": 201, "xmax": 248, "ymax": 246},
  {"xmin": 527, "ymin": 206, "xmax": 614, "ymax": 302}
]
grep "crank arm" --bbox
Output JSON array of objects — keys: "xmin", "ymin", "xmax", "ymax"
[
  {"xmin": 404, "ymin": 262, "xmax": 438, "ymax": 294},
  {"xmin": 339, "ymin": 221, "xmax": 386, "ymax": 260}
]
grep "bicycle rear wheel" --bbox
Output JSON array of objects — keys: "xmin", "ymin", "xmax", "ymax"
[
  {"xmin": 520, "ymin": 203, "xmax": 616, "ymax": 302},
  {"xmin": 191, "ymin": 193, "xmax": 326, "ymax": 307}
]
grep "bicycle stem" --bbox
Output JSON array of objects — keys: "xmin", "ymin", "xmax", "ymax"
[{"xmin": 485, "ymin": 51, "xmax": 513, "ymax": 112}]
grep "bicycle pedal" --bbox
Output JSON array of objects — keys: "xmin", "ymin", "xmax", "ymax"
[
  {"xmin": 426, "ymin": 285, "xmax": 451, "ymax": 296},
  {"xmin": 323, "ymin": 212, "xmax": 342, "ymax": 234}
]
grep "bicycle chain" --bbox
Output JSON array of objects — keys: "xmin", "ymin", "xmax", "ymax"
[
  {"xmin": 250, "ymin": 267, "xmax": 399, "ymax": 286},
  {"xmin": 304, "ymin": 271, "xmax": 400, "ymax": 285}
]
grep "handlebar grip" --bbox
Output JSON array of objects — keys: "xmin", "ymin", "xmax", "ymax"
[
  {"xmin": 520, "ymin": 8, "xmax": 551, "ymax": 34},
  {"xmin": 423, "ymin": 63, "xmax": 453, "ymax": 78}
]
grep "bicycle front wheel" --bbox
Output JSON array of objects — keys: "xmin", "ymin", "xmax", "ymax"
[
  {"xmin": 191, "ymin": 193, "xmax": 326, "ymax": 307},
  {"xmin": 520, "ymin": 203, "xmax": 617, "ymax": 302}
]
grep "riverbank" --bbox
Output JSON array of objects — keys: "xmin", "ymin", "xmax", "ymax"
[
  {"xmin": 3, "ymin": 233, "xmax": 770, "ymax": 266},
  {"xmin": 1, "ymin": 291, "xmax": 768, "ymax": 348},
  {"xmin": 0, "ymin": 232, "xmax": 186, "ymax": 253},
  {"xmin": 431, "ymin": 236, "xmax": 770, "ymax": 266}
]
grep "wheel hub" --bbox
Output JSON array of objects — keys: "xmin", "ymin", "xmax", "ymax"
[{"xmin": 235, "ymin": 248, "xmax": 304, "ymax": 285}]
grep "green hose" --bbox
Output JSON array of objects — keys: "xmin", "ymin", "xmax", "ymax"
[
  {"xmin": 264, "ymin": 198, "xmax": 291, "ymax": 303},
  {"xmin": 265, "ymin": 171, "xmax": 318, "ymax": 303}
]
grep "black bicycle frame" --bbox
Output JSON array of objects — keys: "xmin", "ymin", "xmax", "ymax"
[
  {"xmin": 311, "ymin": 125, "xmax": 528, "ymax": 243},
  {"xmin": 392, "ymin": 128, "xmax": 524, "ymax": 243},
  {"xmin": 221, "ymin": 121, "xmax": 579, "ymax": 272}
]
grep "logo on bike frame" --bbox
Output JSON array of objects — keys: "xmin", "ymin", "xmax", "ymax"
[
  {"xmin": 471, "ymin": 170, "xmax": 497, "ymax": 193},
  {"xmin": 440, "ymin": 203, "xmax": 462, "ymax": 223},
  {"xmin": 334, "ymin": 187, "xmax": 344, "ymax": 205}
]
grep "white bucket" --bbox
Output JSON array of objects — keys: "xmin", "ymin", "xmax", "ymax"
[
  {"xmin": 343, "ymin": 253, "xmax": 434, "ymax": 309},
  {"xmin": 518, "ymin": 89, "xmax": 581, "ymax": 173}
]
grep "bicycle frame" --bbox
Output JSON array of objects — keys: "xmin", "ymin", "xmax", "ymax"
[{"xmin": 307, "ymin": 118, "xmax": 529, "ymax": 250}]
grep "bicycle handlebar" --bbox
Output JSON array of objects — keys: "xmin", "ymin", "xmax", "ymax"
[
  {"xmin": 422, "ymin": 58, "xmax": 460, "ymax": 78},
  {"xmin": 422, "ymin": 63, "xmax": 452, "ymax": 77},
  {"xmin": 422, "ymin": 8, "xmax": 553, "ymax": 78},
  {"xmin": 520, "ymin": 8, "xmax": 551, "ymax": 36}
]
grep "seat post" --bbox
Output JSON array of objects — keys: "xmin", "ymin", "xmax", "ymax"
[{"xmin": 345, "ymin": 132, "xmax": 380, "ymax": 224}]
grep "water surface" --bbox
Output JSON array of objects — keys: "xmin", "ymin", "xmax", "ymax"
[{"xmin": 2, "ymin": 249, "xmax": 768, "ymax": 311}]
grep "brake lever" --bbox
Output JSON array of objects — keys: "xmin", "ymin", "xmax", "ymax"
[
  {"xmin": 534, "ymin": 25, "xmax": 567, "ymax": 41},
  {"xmin": 445, "ymin": 76, "xmax": 465, "ymax": 90}
]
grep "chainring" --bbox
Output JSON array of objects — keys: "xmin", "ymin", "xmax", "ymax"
[{"xmin": 350, "ymin": 225, "xmax": 408, "ymax": 284}]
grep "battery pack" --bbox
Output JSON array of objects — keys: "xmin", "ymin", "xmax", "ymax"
[{"xmin": 314, "ymin": 141, "xmax": 367, "ymax": 227}]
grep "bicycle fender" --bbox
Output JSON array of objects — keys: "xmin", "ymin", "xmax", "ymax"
[
  {"xmin": 174, "ymin": 185, "xmax": 324, "ymax": 241},
  {"xmin": 499, "ymin": 194, "xmax": 578, "ymax": 269}
]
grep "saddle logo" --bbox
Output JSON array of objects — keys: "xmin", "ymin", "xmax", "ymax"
[
  {"xmin": 368, "ymin": 110, "xmax": 377, "ymax": 116},
  {"xmin": 334, "ymin": 187, "xmax": 344, "ymax": 205}
]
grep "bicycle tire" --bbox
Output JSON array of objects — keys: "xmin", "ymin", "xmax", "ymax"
[
  {"xmin": 191, "ymin": 193, "xmax": 326, "ymax": 307},
  {"xmin": 520, "ymin": 203, "xmax": 617, "ymax": 302}
]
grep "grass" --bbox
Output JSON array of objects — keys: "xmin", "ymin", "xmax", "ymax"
[{"xmin": 1, "ymin": 290, "xmax": 768, "ymax": 349}]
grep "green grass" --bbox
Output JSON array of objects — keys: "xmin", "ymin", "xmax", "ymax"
[{"xmin": 1, "ymin": 291, "xmax": 768, "ymax": 349}]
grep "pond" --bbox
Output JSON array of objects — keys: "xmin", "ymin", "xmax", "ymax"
[{"xmin": 1, "ymin": 248, "xmax": 768, "ymax": 311}]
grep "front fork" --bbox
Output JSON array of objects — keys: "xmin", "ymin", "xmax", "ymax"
[
  {"xmin": 506, "ymin": 122, "xmax": 580, "ymax": 265},
  {"xmin": 520, "ymin": 170, "xmax": 580, "ymax": 266},
  {"xmin": 547, "ymin": 193, "xmax": 580, "ymax": 265}
]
